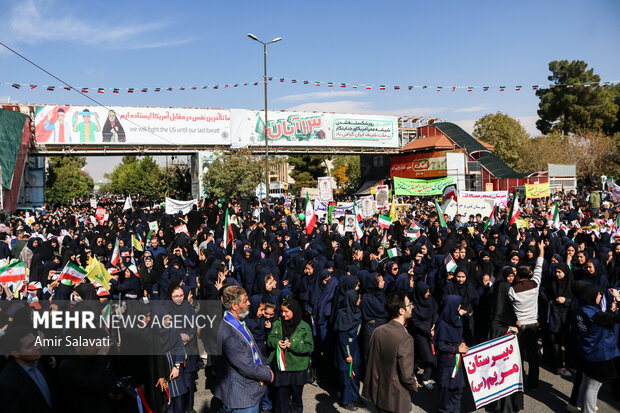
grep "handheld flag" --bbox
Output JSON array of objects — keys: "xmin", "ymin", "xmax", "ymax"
[
  {"xmin": 110, "ymin": 239, "xmax": 120, "ymax": 267},
  {"xmin": 59, "ymin": 262, "xmax": 88, "ymax": 283},
  {"xmin": 381, "ymin": 231, "xmax": 388, "ymax": 248},
  {"xmin": 378, "ymin": 215, "xmax": 391, "ymax": 229},
  {"xmin": 445, "ymin": 254, "xmax": 458, "ymax": 273},
  {"xmin": 131, "ymin": 234, "xmax": 143, "ymax": 251},
  {"xmin": 223, "ymin": 209, "xmax": 233, "ymax": 246},
  {"xmin": 387, "ymin": 247, "xmax": 402, "ymax": 258},
  {"xmin": 484, "ymin": 205, "xmax": 497, "ymax": 231},
  {"xmin": 0, "ymin": 260, "xmax": 26, "ymax": 283},
  {"xmin": 85, "ymin": 257, "xmax": 113, "ymax": 291},
  {"xmin": 389, "ymin": 197, "xmax": 397, "ymax": 221},
  {"xmin": 549, "ymin": 200, "xmax": 560, "ymax": 229},
  {"xmin": 443, "ymin": 185, "xmax": 458, "ymax": 202},
  {"xmin": 305, "ymin": 193, "xmax": 317, "ymax": 235},
  {"xmin": 434, "ymin": 198, "xmax": 448, "ymax": 228},
  {"xmin": 508, "ymin": 192, "xmax": 520, "ymax": 225},
  {"xmin": 123, "ymin": 196, "xmax": 132, "ymax": 211}
]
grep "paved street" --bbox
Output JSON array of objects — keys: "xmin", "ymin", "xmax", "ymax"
[{"xmin": 193, "ymin": 362, "xmax": 619, "ymax": 413}]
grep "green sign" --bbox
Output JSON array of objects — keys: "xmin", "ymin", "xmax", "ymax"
[{"xmin": 394, "ymin": 176, "xmax": 456, "ymax": 196}]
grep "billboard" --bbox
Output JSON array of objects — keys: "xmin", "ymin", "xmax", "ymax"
[
  {"xmin": 33, "ymin": 105, "xmax": 230, "ymax": 145},
  {"xmin": 230, "ymin": 109, "xmax": 399, "ymax": 148},
  {"xmin": 391, "ymin": 151, "xmax": 449, "ymax": 178}
]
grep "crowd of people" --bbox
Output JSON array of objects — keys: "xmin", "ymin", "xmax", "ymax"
[{"xmin": 0, "ymin": 186, "xmax": 619, "ymax": 413}]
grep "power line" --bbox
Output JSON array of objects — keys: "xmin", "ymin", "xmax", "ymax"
[{"xmin": 0, "ymin": 41, "xmax": 180, "ymax": 147}]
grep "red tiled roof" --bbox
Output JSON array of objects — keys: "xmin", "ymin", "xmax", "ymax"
[{"xmin": 400, "ymin": 134, "xmax": 454, "ymax": 152}]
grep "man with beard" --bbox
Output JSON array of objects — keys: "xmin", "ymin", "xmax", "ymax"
[{"xmin": 214, "ymin": 286, "xmax": 274, "ymax": 412}]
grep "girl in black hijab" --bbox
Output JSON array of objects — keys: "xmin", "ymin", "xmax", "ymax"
[
  {"xmin": 545, "ymin": 262, "xmax": 575, "ymax": 377},
  {"xmin": 410, "ymin": 281, "xmax": 438, "ymax": 390},
  {"xmin": 333, "ymin": 289, "xmax": 363, "ymax": 409},
  {"xmin": 443, "ymin": 267, "xmax": 479, "ymax": 346}
]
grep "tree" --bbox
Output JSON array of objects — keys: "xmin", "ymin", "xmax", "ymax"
[
  {"xmin": 105, "ymin": 156, "xmax": 164, "ymax": 197},
  {"xmin": 473, "ymin": 112, "xmax": 530, "ymax": 171},
  {"xmin": 517, "ymin": 130, "xmax": 620, "ymax": 182},
  {"xmin": 331, "ymin": 156, "xmax": 361, "ymax": 193},
  {"xmin": 288, "ymin": 155, "xmax": 327, "ymax": 192},
  {"xmin": 536, "ymin": 60, "xmax": 618, "ymax": 135},
  {"xmin": 203, "ymin": 150, "xmax": 262, "ymax": 199},
  {"xmin": 161, "ymin": 164, "xmax": 192, "ymax": 200},
  {"xmin": 45, "ymin": 156, "xmax": 94, "ymax": 204}
]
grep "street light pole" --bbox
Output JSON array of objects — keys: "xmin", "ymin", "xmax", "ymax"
[{"xmin": 248, "ymin": 33, "xmax": 281, "ymax": 203}]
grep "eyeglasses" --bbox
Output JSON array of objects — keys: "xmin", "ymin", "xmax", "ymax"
[{"xmin": 405, "ymin": 302, "xmax": 414, "ymax": 308}]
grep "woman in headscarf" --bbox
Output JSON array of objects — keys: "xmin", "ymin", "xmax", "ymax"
[
  {"xmin": 544, "ymin": 262, "xmax": 575, "ymax": 378},
  {"xmin": 581, "ymin": 258, "xmax": 609, "ymax": 292},
  {"xmin": 435, "ymin": 295, "xmax": 469, "ymax": 413},
  {"xmin": 313, "ymin": 269, "xmax": 339, "ymax": 377},
  {"xmin": 486, "ymin": 266, "xmax": 523, "ymax": 413},
  {"xmin": 267, "ymin": 295, "xmax": 314, "ymax": 413},
  {"xmin": 360, "ymin": 272, "xmax": 388, "ymax": 368},
  {"xmin": 410, "ymin": 281, "xmax": 438, "ymax": 390},
  {"xmin": 443, "ymin": 267, "xmax": 479, "ymax": 346},
  {"xmin": 167, "ymin": 284, "xmax": 200, "ymax": 413},
  {"xmin": 333, "ymin": 289, "xmax": 363, "ymax": 410},
  {"xmin": 573, "ymin": 284, "xmax": 620, "ymax": 413},
  {"xmin": 19, "ymin": 237, "xmax": 40, "ymax": 272}
]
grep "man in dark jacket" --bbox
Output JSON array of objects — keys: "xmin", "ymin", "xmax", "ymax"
[
  {"xmin": 363, "ymin": 290, "xmax": 418, "ymax": 413},
  {"xmin": 213, "ymin": 286, "xmax": 274, "ymax": 412},
  {"xmin": 0, "ymin": 327, "xmax": 56, "ymax": 413}
]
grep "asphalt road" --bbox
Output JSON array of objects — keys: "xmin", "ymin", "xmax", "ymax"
[{"xmin": 193, "ymin": 362, "xmax": 619, "ymax": 413}]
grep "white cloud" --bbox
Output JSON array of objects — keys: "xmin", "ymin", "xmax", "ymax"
[
  {"xmin": 275, "ymin": 91, "xmax": 365, "ymax": 102},
  {"xmin": 454, "ymin": 105, "xmax": 489, "ymax": 113},
  {"xmin": 2, "ymin": 0, "xmax": 189, "ymax": 49}
]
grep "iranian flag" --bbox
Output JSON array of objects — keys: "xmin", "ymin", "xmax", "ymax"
[
  {"xmin": 223, "ymin": 209, "xmax": 234, "ymax": 246},
  {"xmin": 276, "ymin": 346, "xmax": 286, "ymax": 371},
  {"xmin": 352, "ymin": 202, "xmax": 364, "ymax": 240},
  {"xmin": 445, "ymin": 254, "xmax": 458, "ymax": 273},
  {"xmin": 110, "ymin": 239, "xmax": 120, "ymax": 267},
  {"xmin": 0, "ymin": 261, "xmax": 26, "ymax": 283},
  {"xmin": 434, "ymin": 198, "xmax": 448, "ymax": 228},
  {"xmin": 59, "ymin": 262, "xmax": 87, "ymax": 283},
  {"xmin": 443, "ymin": 185, "xmax": 458, "ymax": 202},
  {"xmin": 484, "ymin": 205, "xmax": 497, "ymax": 231},
  {"xmin": 378, "ymin": 215, "xmax": 391, "ymax": 229},
  {"xmin": 548, "ymin": 200, "xmax": 560, "ymax": 228},
  {"xmin": 508, "ymin": 192, "xmax": 520, "ymax": 225},
  {"xmin": 305, "ymin": 193, "xmax": 317, "ymax": 235}
]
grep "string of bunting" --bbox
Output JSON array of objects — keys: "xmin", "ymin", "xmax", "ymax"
[{"xmin": 3, "ymin": 79, "xmax": 617, "ymax": 94}]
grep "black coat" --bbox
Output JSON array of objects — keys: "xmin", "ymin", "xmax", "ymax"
[{"xmin": 0, "ymin": 358, "xmax": 56, "ymax": 413}]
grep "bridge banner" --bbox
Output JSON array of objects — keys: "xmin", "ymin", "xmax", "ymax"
[
  {"xmin": 394, "ymin": 176, "xmax": 456, "ymax": 196},
  {"xmin": 33, "ymin": 105, "xmax": 230, "ymax": 145},
  {"xmin": 230, "ymin": 109, "xmax": 399, "ymax": 148}
]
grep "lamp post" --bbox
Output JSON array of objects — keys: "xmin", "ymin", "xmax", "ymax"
[{"xmin": 248, "ymin": 33, "xmax": 282, "ymax": 203}]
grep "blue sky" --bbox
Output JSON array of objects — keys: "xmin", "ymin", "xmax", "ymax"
[{"xmin": 1, "ymin": 0, "xmax": 619, "ymax": 180}]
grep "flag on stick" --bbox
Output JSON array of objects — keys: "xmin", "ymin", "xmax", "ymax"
[
  {"xmin": 59, "ymin": 262, "xmax": 87, "ymax": 283},
  {"xmin": 0, "ymin": 261, "xmax": 26, "ymax": 283},
  {"xmin": 434, "ymin": 198, "xmax": 448, "ymax": 228},
  {"xmin": 508, "ymin": 192, "xmax": 520, "ymax": 225},
  {"xmin": 378, "ymin": 215, "xmax": 391, "ymax": 229},
  {"xmin": 445, "ymin": 254, "xmax": 458, "ymax": 273},
  {"xmin": 305, "ymin": 193, "xmax": 317, "ymax": 235}
]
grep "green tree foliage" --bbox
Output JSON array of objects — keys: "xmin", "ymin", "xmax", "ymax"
[
  {"xmin": 473, "ymin": 112, "xmax": 530, "ymax": 171},
  {"xmin": 203, "ymin": 151, "xmax": 262, "ymax": 198},
  {"xmin": 331, "ymin": 156, "xmax": 361, "ymax": 193},
  {"xmin": 45, "ymin": 156, "xmax": 94, "ymax": 205},
  {"xmin": 161, "ymin": 164, "xmax": 192, "ymax": 200},
  {"xmin": 105, "ymin": 156, "xmax": 164, "ymax": 197},
  {"xmin": 536, "ymin": 60, "xmax": 618, "ymax": 135},
  {"xmin": 288, "ymin": 155, "xmax": 327, "ymax": 192}
]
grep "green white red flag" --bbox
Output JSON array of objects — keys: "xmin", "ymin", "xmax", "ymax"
[
  {"xmin": 435, "ymin": 198, "xmax": 448, "ymax": 228},
  {"xmin": 305, "ymin": 193, "xmax": 316, "ymax": 235},
  {"xmin": 110, "ymin": 239, "xmax": 120, "ymax": 266},
  {"xmin": 59, "ymin": 262, "xmax": 88, "ymax": 283},
  {"xmin": 223, "ymin": 209, "xmax": 234, "ymax": 246},
  {"xmin": 0, "ymin": 260, "xmax": 26, "ymax": 283},
  {"xmin": 508, "ymin": 193, "xmax": 520, "ymax": 225}
]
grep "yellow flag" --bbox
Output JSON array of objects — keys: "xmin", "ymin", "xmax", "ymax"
[
  {"xmin": 86, "ymin": 257, "xmax": 113, "ymax": 291},
  {"xmin": 131, "ymin": 234, "xmax": 143, "ymax": 252},
  {"xmin": 389, "ymin": 196, "xmax": 397, "ymax": 221}
]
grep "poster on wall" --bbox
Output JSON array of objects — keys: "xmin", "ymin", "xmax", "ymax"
[
  {"xmin": 230, "ymin": 109, "xmax": 399, "ymax": 148},
  {"xmin": 34, "ymin": 105, "xmax": 230, "ymax": 145},
  {"xmin": 390, "ymin": 151, "xmax": 456, "ymax": 179}
]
